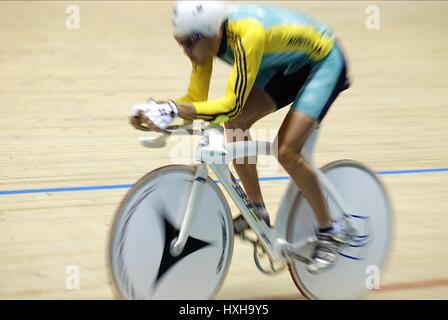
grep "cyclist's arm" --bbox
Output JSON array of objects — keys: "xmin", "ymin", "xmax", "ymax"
[
  {"xmin": 175, "ymin": 58, "xmax": 213, "ymax": 106},
  {"xmin": 188, "ymin": 20, "xmax": 265, "ymax": 124},
  {"xmin": 176, "ymin": 102, "xmax": 197, "ymax": 119}
]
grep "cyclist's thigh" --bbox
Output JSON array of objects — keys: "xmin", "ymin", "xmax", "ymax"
[
  {"xmin": 292, "ymin": 45, "xmax": 348, "ymax": 122},
  {"xmin": 276, "ymin": 109, "xmax": 317, "ymax": 153},
  {"xmin": 226, "ymin": 87, "xmax": 277, "ymax": 130}
]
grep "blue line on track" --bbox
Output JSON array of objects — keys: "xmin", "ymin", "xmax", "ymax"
[{"xmin": 1, "ymin": 167, "xmax": 447, "ymax": 196}]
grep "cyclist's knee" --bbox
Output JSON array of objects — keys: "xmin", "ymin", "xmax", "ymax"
[
  {"xmin": 277, "ymin": 144, "xmax": 305, "ymax": 170},
  {"xmin": 225, "ymin": 119, "xmax": 252, "ymax": 142},
  {"xmin": 224, "ymin": 117, "xmax": 253, "ymax": 131}
]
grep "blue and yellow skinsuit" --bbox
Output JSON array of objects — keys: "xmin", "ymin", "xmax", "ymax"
[{"xmin": 177, "ymin": 4, "xmax": 349, "ymax": 124}]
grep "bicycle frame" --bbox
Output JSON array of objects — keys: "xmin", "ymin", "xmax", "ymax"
[{"xmin": 145, "ymin": 123, "xmax": 352, "ymax": 264}]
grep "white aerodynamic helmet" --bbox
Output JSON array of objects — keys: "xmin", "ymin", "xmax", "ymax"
[{"xmin": 171, "ymin": 1, "xmax": 231, "ymax": 37}]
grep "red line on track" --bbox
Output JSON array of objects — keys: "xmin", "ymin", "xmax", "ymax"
[{"xmin": 246, "ymin": 278, "xmax": 448, "ymax": 300}]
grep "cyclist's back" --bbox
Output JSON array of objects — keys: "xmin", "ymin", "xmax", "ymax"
[{"xmin": 221, "ymin": 4, "xmax": 336, "ymax": 72}]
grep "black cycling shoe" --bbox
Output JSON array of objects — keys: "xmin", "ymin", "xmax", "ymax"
[{"xmin": 233, "ymin": 203, "xmax": 271, "ymax": 235}]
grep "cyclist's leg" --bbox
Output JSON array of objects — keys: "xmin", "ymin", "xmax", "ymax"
[
  {"xmin": 276, "ymin": 110, "xmax": 332, "ymax": 228},
  {"xmin": 224, "ymin": 87, "xmax": 277, "ymax": 206},
  {"xmin": 228, "ymin": 67, "xmax": 314, "ymax": 232},
  {"xmin": 276, "ymin": 43, "xmax": 348, "ymax": 229},
  {"xmin": 275, "ymin": 43, "xmax": 349, "ymax": 272},
  {"xmin": 226, "ymin": 65, "xmax": 314, "ymax": 207}
]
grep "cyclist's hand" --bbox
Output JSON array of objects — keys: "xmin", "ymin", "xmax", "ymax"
[
  {"xmin": 129, "ymin": 100, "xmax": 179, "ymax": 132},
  {"xmin": 145, "ymin": 100, "xmax": 179, "ymax": 130},
  {"xmin": 129, "ymin": 101, "xmax": 153, "ymax": 131},
  {"xmin": 129, "ymin": 114, "xmax": 151, "ymax": 132}
]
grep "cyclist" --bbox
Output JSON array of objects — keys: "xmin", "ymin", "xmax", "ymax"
[{"xmin": 129, "ymin": 1, "xmax": 350, "ymax": 274}]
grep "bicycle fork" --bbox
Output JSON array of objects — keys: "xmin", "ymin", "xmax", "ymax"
[
  {"xmin": 170, "ymin": 163, "xmax": 208, "ymax": 257},
  {"xmin": 170, "ymin": 126, "xmax": 228, "ymax": 257}
]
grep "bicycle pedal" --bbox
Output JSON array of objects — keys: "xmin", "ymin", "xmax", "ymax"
[
  {"xmin": 233, "ymin": 215, "xmax": 250, "ymax": 235},
  {"xmin": 288, "ymin": 250, "xmax": 312, "ymax": 264}
]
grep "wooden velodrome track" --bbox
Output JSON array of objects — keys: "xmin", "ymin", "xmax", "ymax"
[{"xmin": 1, "ymin": 1, "xmax": 447, "ymax": 299}]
